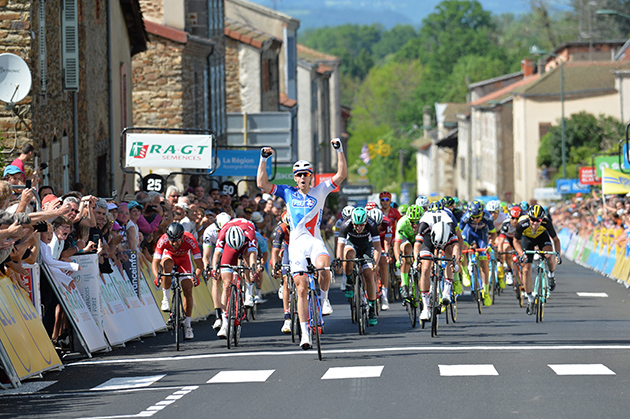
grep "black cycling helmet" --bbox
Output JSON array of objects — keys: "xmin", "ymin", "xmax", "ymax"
[{"xmin": 166, "ymin": 222, "xmax": 185, "ymax": 241}]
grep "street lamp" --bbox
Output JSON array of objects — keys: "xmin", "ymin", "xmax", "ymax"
[
  {"xmin": 596, "ymin": 9, "xmax": 630, "ymax": 20},
  {"xmin": 530, "ymin": 45, "xmax": 566, "ymax": 179}
]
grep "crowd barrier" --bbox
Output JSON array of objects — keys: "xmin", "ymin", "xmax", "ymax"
[
  {"xmin": 0, "ymin": 250, "xmax": 282, "ymax": 390},
  {"xmin": 558, "ymin": 227, "xmax": 630, "ymax": 286}
]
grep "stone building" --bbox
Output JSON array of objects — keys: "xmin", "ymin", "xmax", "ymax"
[{"xmin": 0, "ymin": 0, "xmax": 146, "ymax": 196}]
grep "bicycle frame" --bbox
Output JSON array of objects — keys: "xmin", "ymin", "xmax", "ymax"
[
  {"xmin": 338, "ymin": 257, "xmax": 373, "ymax": 335},
  {"xmin": 462, "ymin": 248, "xmax": 486, "ymax": 314},
  {"xmin": 220, "ymin": 264, "xmax": 251, "ymax": 349},
  {"xmin": 158, "ymin": 271, "xmax": 194, "ymax": 351},
  {"xmin": 524, "ymin": 250, "xmax": 556, "ymax": 323}
]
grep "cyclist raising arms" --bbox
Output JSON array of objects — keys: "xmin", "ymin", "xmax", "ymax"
[
  {"xmin": 152, "ymin": 222, "xmax": 203, "ymax": 340},
  {"xmin": 211, "ymin": 218, "xmax": 259, "ymax": 338},
  {"xmin": 393, "ymin": 205, "xmax": 423, "ymax": 299},
  {"xmin": 513, "ymin": 204, "xmax": 562, "ymax": 314},
  {"xmin": 257, "ymin": 139, "xmax": 347, "ymax": 350},
  {"xmin": 336, "ymin": 207, "xmax": 382, "ymax": 325}
]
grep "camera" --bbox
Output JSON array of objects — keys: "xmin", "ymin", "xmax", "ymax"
[{"xmin": 34, "ymin": 222, "xmax": 48, "ymax": 233}]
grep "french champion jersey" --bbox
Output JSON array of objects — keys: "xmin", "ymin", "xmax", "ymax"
[
  {"xmin": 270, "ymin": 181, "xmax": 337, "ymax": 241},
  {"xmin": 418, "ymin": 210, "xmax": 455, "ymax": 236}
]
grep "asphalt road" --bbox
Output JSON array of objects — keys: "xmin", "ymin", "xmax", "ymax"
[{"xmin": 3, "ymin": 260, "xmax": 630, "ymax": 418}]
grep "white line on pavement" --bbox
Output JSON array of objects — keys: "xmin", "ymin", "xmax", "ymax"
[
  {"xmin": 90, "ymin": 375, "xmax": 166, "ymax": 391},
  {"xmin": 439, "ymin": 364, "xmax": 499, "ymax": 376},
  {"xmin": 321, "ymin": 366, "xmax": 384, "ymax": 380},
  {"xmin": 548, "ymin": 364, "xmax": 616, "ymax": 375},
  {"xmin": 68, "ymin": 345, "xmax": 630, "ymax": 366},
  {"xmin": 577, "ymin": 292, "xmax": 609, "ymax": 297},
  {"xmin": 207, "ymin": 370, "xmax": 275, "ymax": 383}
]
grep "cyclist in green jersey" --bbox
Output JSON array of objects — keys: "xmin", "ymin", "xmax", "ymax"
[{"xmin": 393, "ymin": 205, "xmax": 423, "ymax": 298}]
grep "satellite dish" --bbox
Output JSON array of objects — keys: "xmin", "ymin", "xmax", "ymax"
[{"xmin": 0, "ymin": 53, "xmax": 32, "ymax": 105}]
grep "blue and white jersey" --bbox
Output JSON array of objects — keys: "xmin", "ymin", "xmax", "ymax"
[
  {"xmin": 270, "ymin": 180, "xmax": 337, "ymax": 241},
  {"xmin": 459, "ymin": 209, "xmax": 496, "ymax": 233}
]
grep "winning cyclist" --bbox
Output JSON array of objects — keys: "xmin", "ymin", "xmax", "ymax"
[
  {"xmin": 393, "ymin": 205, "xmax": 423, "ymax": 299},
  {"xmin": 202, "ymin": 212, "xmax": 232, "ymax": 330},
  {"xmin": 513, "ymin": 204, "xmax": 562, "ymax": 314},
  {"xmin": 211, "ymin": 219, "xmax": 259, "ymax": 338},
  {"xmin": 257, "ymin": 139, "xmax": 347, "ymax": 350},
  {"xmin": 459, "ymin": 200, "xmax": 497, "ymax": 307},
  {"xmin": 152, "ymin": 222, "xmax": 203, "ymax": 340},
  {"xmin": 336, "ymin": 207, "xmax": 382, "ymax": 326}
]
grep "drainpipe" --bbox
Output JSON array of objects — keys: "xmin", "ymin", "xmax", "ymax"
[
  {"xmin": 73, "ymin": 91, "xmax": 79, "ymax": 183},
  {"xmin": 107, "ymin": 0, "xmax": 115, "ymax": 194}
]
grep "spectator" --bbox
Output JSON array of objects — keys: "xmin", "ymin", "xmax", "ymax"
[
  {"xmin": 166, "ymin": 185, "xmax": 180, "ymax": 205},
  {"xmin": 174, "ymin": 202, "xmax": 196, "ymax": 239},
  {"xmin": 39, "ymin": 186, "xmax": 55, "ymax": 201},
  {"xmin": 9, "ymin": 143, "xmax": 34, "ymax": 175},
  {"xmin": 209, "ymin": 188, "xmax": 220, "ymax": 201},
  {"xmin": 193, "ymin": 185, "xmax": 205, "ymax": 200},
  {"xmin": 3, "ymin": 165, "xmax": 25, "ymax": 186},
  {"xmin": 127, "ymin": 201, "xmax": 142, "ymax": 251}
]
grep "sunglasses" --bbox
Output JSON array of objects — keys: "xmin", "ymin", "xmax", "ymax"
[
  {"xmin": 294, "ymin": 172, "xmax": 312, "ymax": 178},
  {"xmin": 170, "ymin": 195, "xmax": 180, "ymax": 198},
  {"xmin": 355, "ymin": 223, "xmax": 366, "ymax": 228},
  {"xmin": 511, "ymin": 216, "xmax": 519, "ymax": 220},
  {"xmin": 380, "ymin": 198, "xmax": 390, "ymax": 202},
  {"xmin": 471, "ymin": 214, "xmax": 482, "ymax": 219},
  {"xmin": 529, "ymin": 217, "xmax": 542, "ymax": 223},
  {"xmin": 410, "ymin": 220, "xmax": 419, "ymax": 225}
]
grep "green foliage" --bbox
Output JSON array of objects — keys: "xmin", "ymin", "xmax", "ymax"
[
  {"xmin": 537, "ymin": 112, "xmax": 625, "ymax": 170},
  {"xmin": 442, "ymin": 55, "xmax": 509, "ymax": 102}
]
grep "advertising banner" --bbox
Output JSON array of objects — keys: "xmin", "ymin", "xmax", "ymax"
[
  {"xmin": 0, "ymin": 276, "xmax": 62, "ymax": 381},
  {"xmin": 594, "ymin": 155, "xmax": 622, "ymax": 179},
  {"xmin": 602, "ymin": 167, "xmax": 630, "ymax": 195},
  {"xmin": 315, "ymin": 173, "xmax": 340, "ymax": 193},
  {"xmin": 579, "ymin": 167, "xmax": 598, "ymax": 185},
  {"xmin": 125, "ymin": 133, "xmax": 214, "ymax": 169},
  {"xmin": 122, "ymin": 250, "xmax": 140, "ymax": 296},
  {"xmin": 99, "ymin": 273, "xmax": 140, "ymax": 346},
  {"xmin": 108, "ymin": 269, "xmax": 154, "ymax": 337},
  {"xmin": 212, "ymin": 150, "xmax": 273, "ymax": 177},
  {"xmin": 71, "ymin": 253, "xmax": 102, "ymax": 333},
  {"xmin": 19, "ymin": 263, "xmax": 41, "ymax": 318},
  {"xmin": 137, "ymin": 272, "xmax": 167, "ymax": 332}
]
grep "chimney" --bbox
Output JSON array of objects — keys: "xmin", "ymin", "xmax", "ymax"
[
  {"xmin": 423, "ymin": 106, "xmax": 432, "ymax": 139},
  {"xmin": 521, "ymin": 58, "xmax": 534, "ymax": 77},
  {"xmin": 537, "ymin": 58, "xmax": 546, "ymax": 75}
]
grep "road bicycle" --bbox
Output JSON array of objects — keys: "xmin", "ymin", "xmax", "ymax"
[
  {"xmin": 462, "ymin": 248, "xmax": 486, "ymax": 314},
  {"xmin": 157, "ymin": 270, "xmax": 195, "ymax": 351},
  {"xmin": 419, "ymin": 254, "xmax": 456, "ymax": 337},
  {"xmin": 387, "ymin": 252, "xmax": 401, "ymax": 301},
  {"xmin": 338, "ymin": 256, "xmax": 374, "ymax": 335},
  {"xmin": 400, "ymin": 254, "xmax": 420, "ymax": 328},
  {"xmin": 219, "ymin": 264, "xmax": 252, "ymax": 349},
  {"xmin": 487, "ymin": 245, "xmax": 501, "ymax": 303},
  {"xmin": 501, "ymin": 250, "xmax": 525, "ymax": 308},
  {"xmin": 524, "ymin": 250, "xmax": 557, "ymax": 323}
]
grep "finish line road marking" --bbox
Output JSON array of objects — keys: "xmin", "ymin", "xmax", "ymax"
[
  {"xmin": 577, "ymin": 292, "xmax": 609, "ymax": 297},
  {"xmin": 69, "ymin": 344, "xmax": 630, "ymax": 366}
]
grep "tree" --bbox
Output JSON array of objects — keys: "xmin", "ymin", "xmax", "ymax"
[
  {"xmin": 442, "ymin": 55, "xmax": 509, "ymax": 102},
  {"xmin": 538, "ymin": 111, "xmax": 625, "ymax": 170}
]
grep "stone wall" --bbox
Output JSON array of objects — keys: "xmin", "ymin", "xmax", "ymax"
[
  {"xmin": 224, "ymin": 37, "xmax": 241, "ymax": 112},
  {"xmin": 138, "ymin": 0, "xmax": 163, "ymax": 22}
]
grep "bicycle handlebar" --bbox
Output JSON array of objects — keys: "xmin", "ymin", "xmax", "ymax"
[
  {"xmin": 462, "ymin": 248, "xmax": 488, "ymax": 254},
  {"xmin": 158, "ymin": 271, "xmax": 195, "ymax": 278},
  {"xmin": 417, "ymin": 255, "xmax": 456, "ymax": 263},
  {"xmin": 523, "ymin": 250, "xmax": 558, "ymax": 255}
]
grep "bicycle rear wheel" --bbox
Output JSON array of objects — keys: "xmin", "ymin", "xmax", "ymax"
[
  {"xmin": 450, "ymin": 296, "xmax": 457, "ymax": 323},
  {"xmin": 388, "ymin": 263, "xmax": 399, "ymax": 301},
  {"xmin": 356, "ymin": 278, "xmax": 365, "ymax": 335},
  {"xmin": 430, "ymin": 279, "xmax": 439, "ymax": 338},
  {"xmin": 235, "ymin": 291, "xmax": 244, "ymax": 347},
  {"xmin": 489, "ymin": 261, "xmax": 496, "ymax": 305},
  {"xmin": 310, "ymin": 289, "xmax": 322, "ymax": 361},
  {"xmin": 227, "ymin": 286, "xmax": 236, "ymax": 349},
  {"xmin": 173, "ymin": 289, "xmax": 182, "ymax": 351}
]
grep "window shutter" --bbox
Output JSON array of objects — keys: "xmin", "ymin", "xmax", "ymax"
[
  {"xmin": 61, "ymin": 0, "xmax": 78, "ymax": 91},
  {"xmin": 39, "ymin": 0, "xmax": 46, "ymax": 93}
]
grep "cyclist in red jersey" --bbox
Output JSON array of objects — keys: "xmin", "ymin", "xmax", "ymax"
[
  {"xmin": 211, "ymin": 218, "xmax": 259, "ymax": 339},
  {"xmin": 379, "ymin": 191, "xmax": 401, "ymax": 230},
  {"xmin": 366, "ymin": 205, "xmax": 393, "ymax": 310},
  {"xmin": 152, "ymin": 222, "xmax": 203, "ymax": 340}
]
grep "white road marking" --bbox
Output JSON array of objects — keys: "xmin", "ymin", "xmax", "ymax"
[
  {"xmin": 207, "ymin": 370, "xmax": 275, "ymax": 384},
  {"xmin": 577, "ymin": 292, "xmax": 608, "ymax": 297},
  {"xmin": 321, "ymin": 366, "xmax": 384, "ymax": 380},
  {"xmin": 439, "ymin": 364, "xmax": 499, "ymax": 376},
  {"xmin": 0, "ymin": 381, "xmax": 57, "ymax": 395},
  {"xmin": 548, "ymin": 364, "xmax": 616, "ymax": 376},
  {"xmin": 69, "ymin": 345, "xmax": 630, "ymax": 366},
  {"xmin": 90, "ymin": 375, "xmax": 165, "ymax": 391},
  {"xmin": 78, "ymin": 386, "xmax": 198, "ymax": 419}
]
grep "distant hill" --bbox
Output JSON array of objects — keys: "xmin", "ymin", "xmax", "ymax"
[{"xmin": 250, "ymin": 0, "xmax": 539, "ymax": 29}]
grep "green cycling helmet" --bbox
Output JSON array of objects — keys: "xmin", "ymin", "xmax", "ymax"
[
  {"xmin": 352, "ymin": 207, "xmax": 368, "ymax": 225},
  {"xmin": 399, "ymin": 204, "xmax": 409, "ymax": 215},
  {"xmin": 407, "ymin": 204, "xmax": 423, "ymax": 221}
]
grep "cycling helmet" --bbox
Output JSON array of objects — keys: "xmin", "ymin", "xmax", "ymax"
[
  {"xmin": 469, "ymin": 200, "xmax": 483, "ymax": 217},
  {"xmin": 431, "ymin": 221, "xmax": 451, "ymax": 248},
  {"xmin": 166, "ymin": 222, "xmax": 185, "ymax": 241},
  {"xmin": 528, "ymin": 204, "xmax": 545, "ymax": 220},
  {"xmin": 399, "ymin": 204, "xmax": 409, "ymax": 215},
  {"xmin": 365, "ymin": 201, "xmax": 378, "ymax": 210},
  {"xmin": 429, "ymin": 201, "xmax": 443, "ymax": 213},
  {"xmin": 226, "ymin": 225, "xmax": 245, "ymax": 249},
  {"xmin": 509, "ymin": 205, "xmax": 522, "ymax": 218},
  {"xmin": 407, "ymin": 205, "xmax": 423, "ymax": 221},
  {"xmin": 443, "ymin": 196, "xmax": 455, "ymax": 207},
  {"xmin": 379, "ymin": 191, "xmax": 392, "ymax": 199},
  {"xmin": 342, "ymin": 205, "xmax": 355, "ymax": 219},
  {"xmin": 292, "ymin": 160, "xmax": 313, "ymax": 175},
  {"xmin": 215, "ymin": 212, "xmax": 232, "ymax": 229},
  {"xmin": 368, "ymin": 208, "xmax": 383, "ymax": 225},
  {"xmin": 520, "ymin": 200, "xmax": 530, "ymax": 212},
  {"xmin": 352, "ymin": 207, "xmax": 368, "ymax": 225},
  {"xmin": 486, "ymin": 200, "xmax": 501, "ymax": 213},
  {"xmin": 415, "ymin": 195, "xmax": 429, "ymax": 208}
]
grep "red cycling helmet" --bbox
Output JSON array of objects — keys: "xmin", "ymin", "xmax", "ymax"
[
  {"xmin": 365, "ymin": 201, "xmax": 378, "ymax": 210},
  {"xmin": 379, "ymin": 191, "xmax": 392, "ymax": 199},
  {"xmin": 509, "ymin": 205, "xmax": 522, "ymax": 218}
]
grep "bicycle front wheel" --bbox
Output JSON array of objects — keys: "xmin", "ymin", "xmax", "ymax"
[
  {"xmin": 235, "ymin": 290, "xmax": 244, "ymax": 347},
  {"xmin": 227, "ymin": 286, "xmax": 236, "ymax": 349},
  {"xmin": 290, "ymin": 288, "xmax": 299, "ymax": 343},
  {"xmin": 310, "ymin": 289, "xmax": 322, "ymax": 361},
  {"xmin": 472, "ymin": 267, "xmax": 482, "ymax": 314},
  {"xmin": 356, "ymin": 278, "xmax": 365, "ymax": 335},
  {"xmin": 173, "ymin": 289, "xmax": 181, "ymax": 351}
]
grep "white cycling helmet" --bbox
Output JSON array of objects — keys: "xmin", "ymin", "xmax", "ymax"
[
  {"xmin": 368, "ymin": 208, "xmax": 383, "ymax": 225},
  {"xmin": 416, "ymin": 195, "xmax": 429, "ymax": 209},
  {"xmin": 431, "ymin": 221, "xmax": 451, "ymax": 248},
  {"xmin": 342, "ymin": 205, "xmax": 355, "ymax": 219},
  {"xmin": 293, "ymin": 160, "xmax": 313, "ymax": 174},
  {"xmin": 226, "ymin": 226, "xmax": 245, "ymax": 250},
  {"xmin": 485, "ymin": 200, "xmax": 501, "ymax": 213},
  {"xmin": 216, "ymin": 212, "xmax": 231, "ymax": 229}
]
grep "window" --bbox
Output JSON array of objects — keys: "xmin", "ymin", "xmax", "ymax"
[{"xmin": 62, "ymin": 0, "xmax": 79, "ymax": 91}]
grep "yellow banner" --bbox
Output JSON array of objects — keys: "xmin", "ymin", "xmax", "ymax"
[
  {"xmin": 602, "ymin": 167, "xmax": 630, "ymax": 194},
  {"xmin": 0, "ymin": 276, "xmax": 62, "ymax": 380}
]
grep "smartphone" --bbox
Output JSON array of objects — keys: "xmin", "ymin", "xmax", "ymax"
[{"xmin": 25, "ymin": 179, "xmax": 31, "ymax": 189}]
